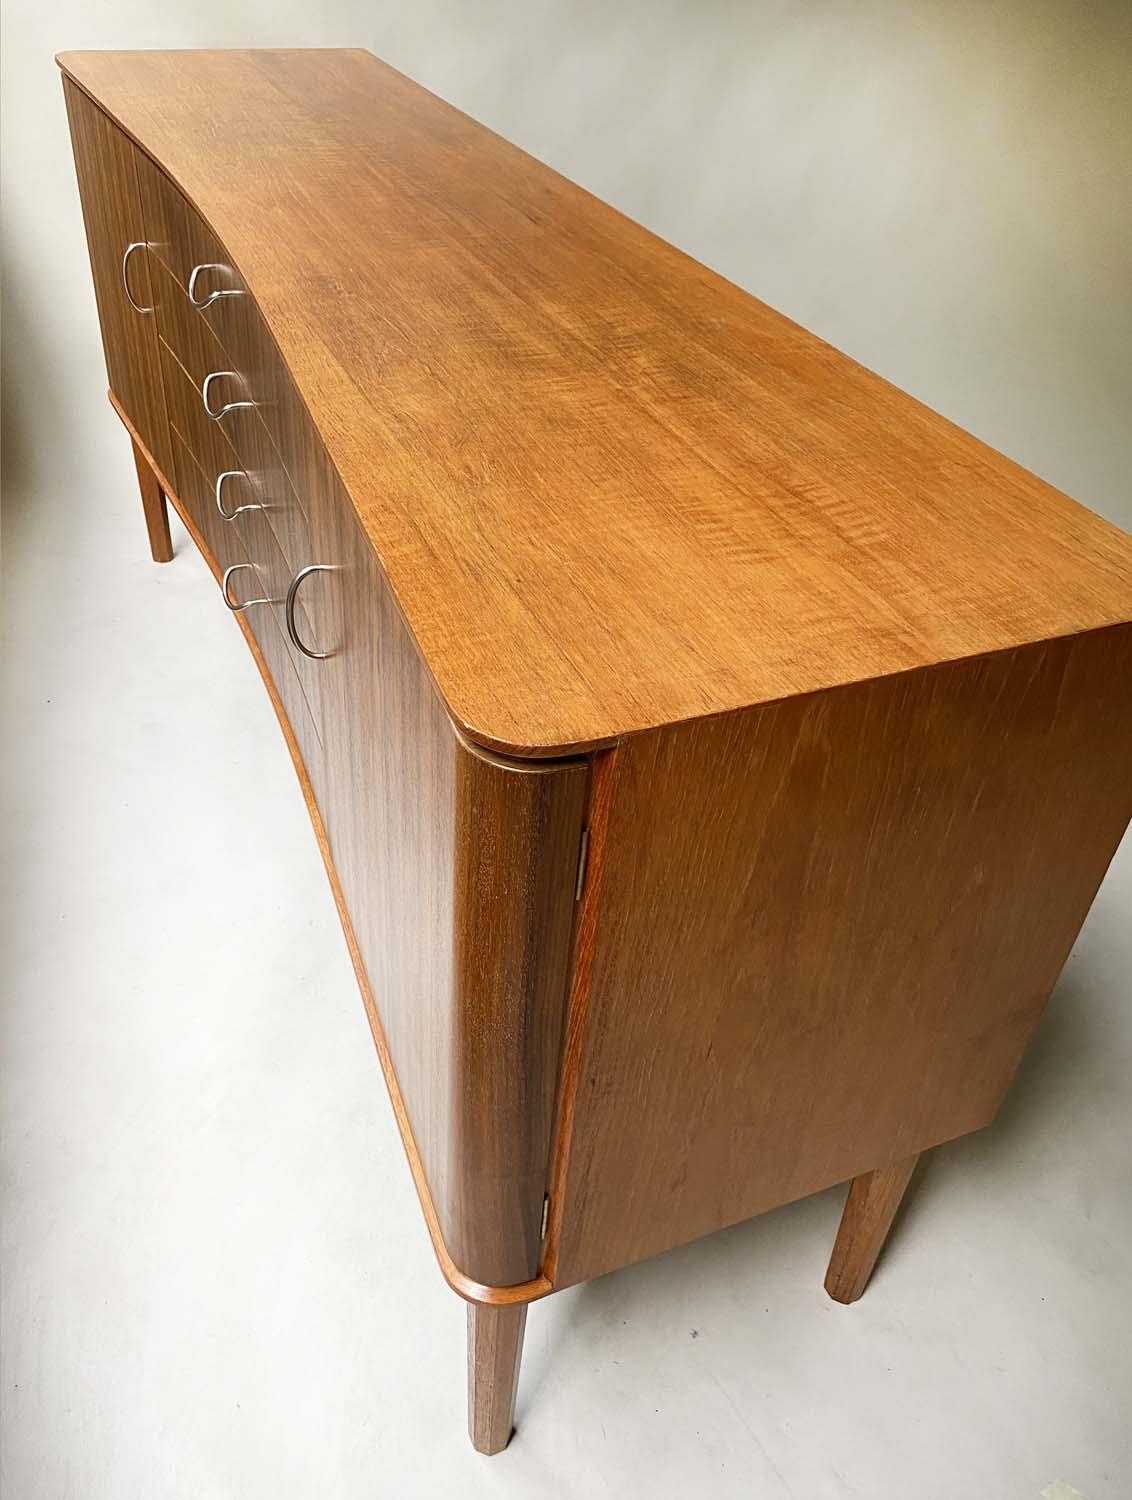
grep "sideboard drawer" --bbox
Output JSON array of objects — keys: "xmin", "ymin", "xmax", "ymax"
[
  {"xmin": 135, "ymin": 149, "xmax": 329, "ymax": 556},
  {"xmin": 215, "ymin": 398, "xmax": 315, "ymax": 588},
  {"xmin": 149, "ymin": 252, "xmax": 247, "ymax": 409},
  {"xmin": 157, "ymin": 336, "xmax": 241, "ymax": 518},
  {"xmin": 194, "ymin": 280, "xmax": 327, "ymax": 558},
  {"xmin": 162, "ymin": 340, "xmax": 325, "ymax": 735},
  {"xmin": 146, "ymin": 242, "xmax": 287, "ymax": 519},
  {"xmin": 154, "ymin": 293, "xmax": 316, "ymax": 614},
  {"xmin": 163, "ymin": 386, "xmax": 239, "ymax": 574},
  {"xmin": 170, "ymin": 423, "xmax": 322, "ymax": 766}
]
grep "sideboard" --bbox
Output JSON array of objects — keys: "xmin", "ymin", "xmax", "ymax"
[{"xmin": 59, "ymin": 48, "xmax": 1132, "ymax": 1454}]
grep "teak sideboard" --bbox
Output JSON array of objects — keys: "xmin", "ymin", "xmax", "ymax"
[{"xmin": 60, "ymin": 48, "xmax": 1132, "ymax": 1454}]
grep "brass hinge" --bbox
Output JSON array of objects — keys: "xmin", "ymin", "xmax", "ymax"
[{"xmin": 574, "ymin": 827, "xmax": 590, "ymax": 902}]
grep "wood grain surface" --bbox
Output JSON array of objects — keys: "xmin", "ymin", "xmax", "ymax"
[
  {"xmin": 467, "ymin": 1302, "xmax": 527, "ymax": 1454},
  {"xmin": 58, "ymin": 50, "xmax": 1132, "ymax": 756},
  {"xmin": 129, "ymin": 434, "xmax": 172, "ymax": 562},
  {"xmin": 824, "ymin": 1155, "xmax": 920, "ymax": 1304},
  {"xmin": 63, "ymin": 76, "xmax": 172, "ymax": 482},
  {"xmin": 548, "ymin": 628, "xmax": 1132, "ymax": 1287}
]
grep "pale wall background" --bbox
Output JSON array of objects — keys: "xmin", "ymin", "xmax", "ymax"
[
  {"xmin": 3, "ymin": 5, "xmax": 1131, "ymax": 1500},
  {"xmin": 3, "ymin": 0, "xmax": 1131, "ymax": 525}
]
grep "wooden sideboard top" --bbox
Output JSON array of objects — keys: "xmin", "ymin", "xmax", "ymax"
[{"xmin": 58, "ymin": 49, "xmax": 1132, "ymax": 756}]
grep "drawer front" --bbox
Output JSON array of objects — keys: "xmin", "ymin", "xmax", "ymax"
[
  {"xmin": 181, "ymin": 263, "xmax": 324, "ymax": 582},
  {"xmin": 219, "ymin": 396, "xmax": 314, "ymax": 589},
  {"xmin": 158, "ymin": 314, "xmax": 320, "ymax": 647},
  {"xmin": 157, "ymin": 330, "xmax": 265, "ymax": 545},
  {"xmin": 158, "ymin": 334, "xmax": 231, "ymax": 481},
  {"xmin": 158, "ymin": 335, "xmax": 249, "ymax": 559},
  {"xmin": 162, "ymin": 341, "xmax": 325, "ymax": 738},
  {"xmin": 235, "ymin": 497, "xmax": 325, "ymax": 752},
  {"xmin": 169, "ymin": 425, "xmax": 322, "ymax": 769},
  {"xmin": 135, "ymin": 148, "xmax": 324, "ymax": 570},
  {"xmin": 148, "ymin": 254, "xmax": 315, "ymax": 584},
  {"xmin": 149, "ymin": 252, "xmax": 246, "ymax": 406},
  {"xmin": 166, "ymin": 384, "xmax": 240, "ymax": 576}
]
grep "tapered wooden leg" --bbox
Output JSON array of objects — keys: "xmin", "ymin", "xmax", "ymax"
[
  {"xmin": 824, "ymin": 1153, "xmax": 919, "ymax": 1304},
  {"xmin": 130, "ymin": 436, "xmax": 173, "ymax": 562},
  {"xmin": 467, "ymin": 1301, "xmax": 527, "ymax": 1454}
]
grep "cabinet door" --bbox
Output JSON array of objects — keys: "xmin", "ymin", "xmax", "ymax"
[{"xmin": 63, "ymin": 77, "xmax": 172, "ymax": 480}]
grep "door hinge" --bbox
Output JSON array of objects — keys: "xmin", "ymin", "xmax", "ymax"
[{"xmin": 574, "ymin": 827, "xmax": 590, "ymax": 902}]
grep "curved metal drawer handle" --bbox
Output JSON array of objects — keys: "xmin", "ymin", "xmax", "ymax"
[
  {"xmin": 201, "ymin": 370, "xmax": 255, "ymax": 420},
  {"xmin": 221, "ymin": 562, "xmax": 275, "ymax": 612},
  {"xmin": 285, "ymin": 564, "xmax": 337, "ymax": 659},
  {"xmin": 120, "ymin": 241, "xmax": 153, "ymax": 314},
  {"xmin": 188, "ymin": 262, "xmax": 243, "ymax": 310},
  {"xmin": 215, "ymin": 469, "xmax": 262, "ymax": 521}
]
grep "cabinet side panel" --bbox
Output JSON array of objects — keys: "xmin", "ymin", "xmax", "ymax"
[
  {"xmin": 552, "ymin": 626, "xmax": 1132, "ymax": 1288},
  {"xmin": 63, "ymin": 79, "xmax": 172, "ymax": 478}
]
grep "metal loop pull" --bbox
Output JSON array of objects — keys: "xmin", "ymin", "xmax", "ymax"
[
  {"xmin": 120, "ymin": 241, "xmax": 153, "ymax": 314},
  {"xmin": 221, "ymin": 562, "xmax": 275, "ymax": 612},
  {"xmin": 201, "ymin": 370, "xmax": 255, "ymax": 420},
  {"xmin": 214, "ymin": 470, "xmax": 262, "ymax": 521},
  {"xmin": 188, "ymin": 262, "xmax": 243, "ymax": 310},
  {"xmin": 285, "ymin": 565, "xmax": 337, "ymax": 659}
]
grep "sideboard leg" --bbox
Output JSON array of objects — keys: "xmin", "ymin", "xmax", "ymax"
[
  {"xmin": 824, "ymin": 1153, "xmax": 920, "ymax": 1304},
  {"xmin": 467, "ymin": 1301, "xmax": 527, "ymax": 1454},
  {"xmin": 130, "ymin": 436, "xmax": 173, "ymax": 562}
]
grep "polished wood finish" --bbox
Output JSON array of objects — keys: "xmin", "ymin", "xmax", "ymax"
[
  {"xmin": 129, "ymin": 434, "xmax": 172, "ymax": 562},
  {"xmin": 548, "ymin": 630, "xmax": 1132, "ymax": 1288},
  {"xmin": 57, "ymin": 50, "xmax": 1132, "ymax": 757},
  {"xmin": 467, "ymin": 1302, "xmax": 527, "ymax": 1455},
  {"xmin": 825, "ymin": 1155, "xmax": 920, "ymax": 1305},
  {"xmin": 65, "ymin": 52, "xmax": 1132, "ymax": 1453},
  {"xmin": 63, "ymin": 77, "xmax": 172, "ymax": 482}
]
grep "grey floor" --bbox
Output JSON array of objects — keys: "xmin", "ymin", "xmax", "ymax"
[{"xmin": 3, "ymin": 402, "xmax": 1131, "ymax": 1500}]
